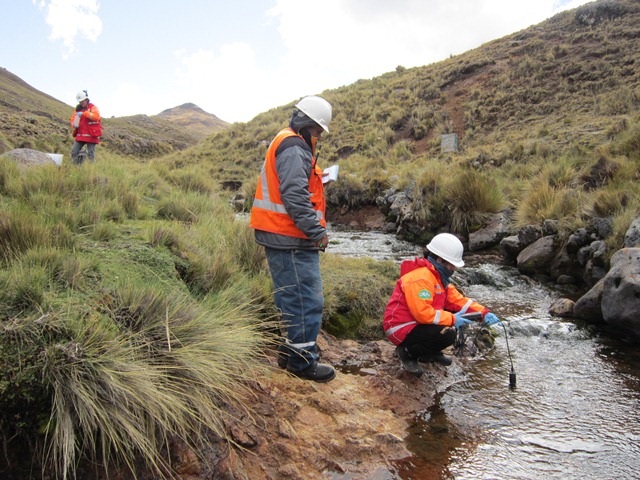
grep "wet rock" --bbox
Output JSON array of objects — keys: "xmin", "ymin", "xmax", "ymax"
[
  {"xmin": 516, "ymin": 235, "xmax": 558, "ymax": 275},
  {"xmin": 601, "ymin": 248, "xmax": 640, "ymax": 340},
  {"xmin": 583, "ymin": 260, "xmax": 608, "ymax": 287},
  {"xmin": 573, "ymin": 278, "xmax": 605, "ymax": 323},
  {"xmin": 549, "ymin": 248, "xmax": 582, "ymax": 282},
  {"xmin": 549, "ymin": 298, "xmax": 575, "ymax": 318},
  {"xmin": 468, "ymin": 211, "xmax": 512, "ymax": 251}
]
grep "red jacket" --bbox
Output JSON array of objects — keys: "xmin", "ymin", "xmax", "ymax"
[
  {"xmin": 71, "ymin": 103, "xmax": 101, "ymax": 144},
  {"xmin": 383, "ymin": 257, "xmax": 488, "ymax": 345}
]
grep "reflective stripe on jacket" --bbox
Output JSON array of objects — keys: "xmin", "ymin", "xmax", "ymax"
[
  {"xmin": 383, "ymin": 257, "xmax": 487, "ymax": 345},
  {"xmin": 250, "ymin": 128, "xmax": 326, "ymax": 239},
  {"xmin": 71, "ymin": 103, "xmax": 101, "ymax": 144}
]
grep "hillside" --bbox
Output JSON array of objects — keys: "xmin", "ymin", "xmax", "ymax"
[
  {"xmin": 0, "ymin": 67, "xmax": 70, "ymax": 154},
  {"xmin": 173, "ymin": 0, "xmax": 640, "ymax": 236},
  {"xmin": 156, "ymin": 103, "xmax": 229, "ymax": 139},
  {"xmin": 0, "ymin": 69, "xmax": 226, "ymax": 158}
]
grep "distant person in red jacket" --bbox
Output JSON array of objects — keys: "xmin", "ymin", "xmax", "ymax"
[
  {"xmin": 383, "ymin": 233, "xmax": 502, "ymax": 377},
  {"xmin": 70, "ymin": 90, "xmax": 102, "ymax": 164}
]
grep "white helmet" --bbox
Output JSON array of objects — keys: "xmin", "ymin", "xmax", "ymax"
[
  {"xmin": 295, "ymin": 96, "xmax": 332, "ymax": 133},
  {"xmin": 427, "ymin": 233, "xmax": 465, "ymax": 267},
  {"xmin": 76, "ymin": 90, "xmax": 88, "ymax": 103}
]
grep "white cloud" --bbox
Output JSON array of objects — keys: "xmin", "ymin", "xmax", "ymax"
[
  {"xmin": 267, "ymin": 0, "xmax": 593, "ymax": 86},
  {"xmin": 34, "ymin": 0, "xmax": 102, "ymax": 57},
  {"xmin": 174, "ymin": 43, "xmax": 301, "ymax": 123}
]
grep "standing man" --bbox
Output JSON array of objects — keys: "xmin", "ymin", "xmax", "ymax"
[
  {"xmin": 250, "ymin": 96, "xmax": 335, "ymax": 383},
  {"xmin": 383, "ymin": 233, "xmax": 501, "ymax": 377},
  {"xmin": 70, "ymin": 90, "xmax": 101, "ymax": 164}
]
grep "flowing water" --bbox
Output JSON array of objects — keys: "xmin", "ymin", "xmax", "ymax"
[{"xmin": 327, "ymin": 225, "xmax": 640, "ymax": 480}]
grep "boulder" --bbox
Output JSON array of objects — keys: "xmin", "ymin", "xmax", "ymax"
[
  {"xmin": 516, "ymin": 235, "xmax": 557, "ymax": 275},
  {"xmin": 517, "ymin": 224, "xmax": 543, "ymax": 247},
  {"xmin": 624, "ymin": 217, "xmax": 640, "ymax": 247},
  {"xmin": 2, "ymin": 148, "xmax": 56, "ymax": 168},
  {"xmin": 573, "ymin": 278, "xmax": 605, "ymax": 324},
  {"xmin": 499, "ymin": 235, "xmax": 522, "ymax": 262},
  {"xmin": 468, "ymin": 211, "xmax": 512, "ymax": 251},
  {"xmin": 600, "ymin": 248, "xmax": 640, "ymax": 340}
]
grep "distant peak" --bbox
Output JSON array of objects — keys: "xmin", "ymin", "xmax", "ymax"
[{"xmin": 159, "ymin": 103, "xmax": 206, "ymax": 115}]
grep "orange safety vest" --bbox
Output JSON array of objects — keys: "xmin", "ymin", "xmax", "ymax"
[{"xmin": 250, "ymin": 128, "xmax": 326, "ymax": 239}]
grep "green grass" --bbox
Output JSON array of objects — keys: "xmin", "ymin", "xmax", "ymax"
[{"xmin": 0, "ymin": 151, "xmax": 403, "ymax": 478}]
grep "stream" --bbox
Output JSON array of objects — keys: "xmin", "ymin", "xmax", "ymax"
[{"xmin": 327, "ymin": 225, "xmax": 640, "ymax": 480}]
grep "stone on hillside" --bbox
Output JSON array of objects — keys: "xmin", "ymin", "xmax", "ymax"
[
  {"xmin": 440, "ymin": 133, "xmax": 459, "ymax": 153},
  {"xmin": 499, "ymin": 235, "xmax": 522, "ymax": 261},
  {"xmin": 516, "ymin": 235, "xmax": 557, "ymax": 275},
  {"xmin": 2, "ymin": 148, "xmax": 56, "ymax": 167},
  {"xmin": 542, "ymin": 219, "xmax": 560, "ymax": 236},
  {"xmin": 600, "ymin": 248, "xmax": 640, "ymax": 340},
  {"xmin": 468, "ymin": 211, "xmax": 512, "ymax": 251},
  {"xmin": 517, "ymin": 224, "xmax": 543, "ymax": 247},
  {"xmin": 590, "ymin": 217, "xmax": 613, "ymax": 239},
  {"xmin": 624, "ymin": 217, "xmax": 640, "ymax": 247},
  {"xmin": 567, "ymin": 228, "xmax": 592, "ymax": 254}
]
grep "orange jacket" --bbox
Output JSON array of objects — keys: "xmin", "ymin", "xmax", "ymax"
[
  {"xmin": 250, "ymin": 128, "xmax": 326, "ymax": 239},
  {"xmin": 70, "ymin": 103, "xmax": 101, "ymax": 144},
  {"xmin": 383, "ymin": 257, "xmax": 488, "ymax": 345}
]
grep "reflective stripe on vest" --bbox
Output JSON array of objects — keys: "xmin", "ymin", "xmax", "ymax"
[
  {"xmin": 385, "ymin": 320, "xmax": 417, "ymax": 337},
  {"xmin": 252, "ymin": 160, "xmax": 289, "ymax": 214},
  {"xmin": 250, "ymin": 128, "xmax": 326, "ymax": 238}
]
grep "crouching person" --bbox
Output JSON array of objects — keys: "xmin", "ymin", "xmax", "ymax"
[{"xmin": 383, "ymin": 233, "xmax": 501, "ymax": 377}]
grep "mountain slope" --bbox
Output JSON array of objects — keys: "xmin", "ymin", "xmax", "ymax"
[
  {"xmin": 178, "ymin": 0, "xmax": 640, "ymax": 194},
  {"xmin": 0, "ymin": 67, "xmax": 70, "ymax": 153},
  {"xmin": 0, "ymin": 70, "xmax": 227, "ymax": 158},
  {"xmin": 156, "ymin": 103, "xmax": 229, "ymax": 139}
]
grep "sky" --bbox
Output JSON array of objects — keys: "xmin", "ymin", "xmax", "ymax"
[{"xmin": 2, "ymin": 0, "xmax": 594, "ymax": 123}]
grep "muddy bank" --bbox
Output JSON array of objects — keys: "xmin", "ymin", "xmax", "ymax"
[{"xmin": 197, "ymin": 333, "xmax": 460, "ymax": 480}]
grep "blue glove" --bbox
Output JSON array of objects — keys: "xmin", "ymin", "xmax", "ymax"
[
  {"xmin": 483, "ymin": 312, "xmax": 501, "ymax": 326},
  {"xmin": 454, "ymin": 311, "xmax": 473, "ymax": 329}
]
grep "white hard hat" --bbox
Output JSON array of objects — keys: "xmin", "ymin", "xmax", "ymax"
[
  {"xmin": 427, "ymin": 233, "xmax": 465, "ymax": 267},
  {"xmin": 76, "ymin": 90, "xmax": 88, "ymax": 102},
  {"xmin": 295, "ymin": 96, "xmax": 332, "ymax": 133}
]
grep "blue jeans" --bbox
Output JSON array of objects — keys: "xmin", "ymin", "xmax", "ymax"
[
  {"xmin": 265, "ymin": 248, "xmax": 323, "ymax": 372},
  {"xmin": 71, "ymin": 141, "xmax": 96, "ymax": 164}
]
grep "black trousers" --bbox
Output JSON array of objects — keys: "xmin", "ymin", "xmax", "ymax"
[{"xmin": 401, "ymin": 323, "xmax": 456, "ymax": 358}]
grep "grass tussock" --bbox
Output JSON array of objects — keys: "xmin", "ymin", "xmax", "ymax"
[
  {"xmin": 0, "ymin": 155, "xmax": 281, "ymax": 479},
  {"xmin": 321, "ymin": 255, "xmax": 397, "ymax": 340}
]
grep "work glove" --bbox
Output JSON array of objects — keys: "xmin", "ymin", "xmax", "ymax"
[
  {"xmin": 454, "ymin": 311, "xmax": 473, "ymax": 329},
  {"xmin": 72, "ymin": 113, "xmax": 81, "ymax": 128},
  {"xmin": 483, "ymin": 312, "xmax": 501, "ymax": 326}
]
